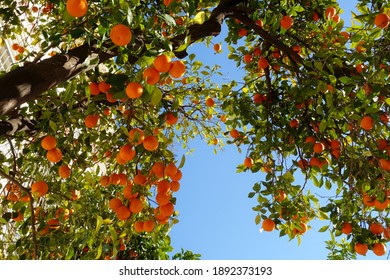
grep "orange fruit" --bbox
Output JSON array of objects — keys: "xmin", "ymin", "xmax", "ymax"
[
  {"xmin": 66, "ymin": 0, "xmax": 87, "ymax": 17},
  {"xmin": 88, "ymin": 82, "xmax": 100, "ymax": 95},
  {"xmin": 170, "ymin": 181, "xmax": 180, "ymax": 192},
  {"xmin": 156, "ymin": 192, "xmax": 171, "ymax": 206},
  {"xmin": 143, "ymin": 220, "xmax": 155, "ymax": 232},
  {"xmin": 383, "ymin": 227, "xmax": 390, "ymax": 239},
  {"xmin": 374, "ymin": 197, "xmax": 390, "ymax": 210},
  {"xmin": 289, "ymin": 119, "xmax": 299, "ymax": 128},
  {"xmin": 313, "ymin": 142, "xmax": 325, "ymax": 154},
  {"xmin": 58, "ymin": 164, "xmax": 71, "ymax": 179},
  {"xmin": 157, "ymin": 179, "xmax": 171, "ymax": 193},
  {"xmin": 253, "ymin": 93, "xmax": 266, "ymax": 104},
  {"xmin": 274, "ymin": 190, "xmax": 286, "ymax": 202},
  {"xmin": 341, "ymin": 222, "xmax": 353, "ymax": 235},
  {"xmin": 206, "ymin": 97, "xmax": 215, "ymax": 107},
  {"xmin": 106, "ymin": 93, "xmax": 116, "ymax": 103},
  {"xmin": 129, "ymin": 198, "xmax": 143, "ymax": 214},
  {"xmin": 116, "ymin": 153, "xmax": 127, "ymax": 165},
  {"xmin": 370, "ymin": 223, "xmax": 384, "ymax": 235},
  {"xmin": 243, "ymin": 54, "xmax": 253, "ymax": 64},
  {"xmin": 134, "ymin": 221, "xmax": 144, "ymax": 233},
  {"xmin": 47, "ymin": 148, "xmax": 63, "ymax": 163},
  {"xmin": 31, "ymin": 181, "xmax": 49, "ymax": 197},
  {"xmin": 11, "ymin": 43, "xmax": 19, "ymax": 50},
  {"xmin": 110, "ymin": 24, "xmax": 132, "ymax": 46},
  {"xmin": 169, "ymin": 60, "xmax": 186, "ymax": 78},
  {"xmin": 119, "ymin": 144, "xmax": 136, "ymax": 162},
  {"xmin": 143, "ymin": 135, "xmax": 159, "ymax": 151},
  {"xmin": 238, "ymin": 28, "xmax": 247, "ymax": 36},
  {"xmin": 165, "ymin": 112, "xmax": 178, "ymax": 125},
  {"xmin": 128, "ymin": 128, "xmax": 145, "ymax": 145},
  {"xmin": 126, "ymin": 82, "xmax": 143, "ymax": 99},
  {"xmin": 159, "ymin": 202, "xmax": 174, "ymax": 216},
  {"xmin": 100, "ymin": 175, "xmax": 110, "ymax": 187},
  {"xmin": 280, "ymin": 15, "xmax": 293, "ymax": 29},
  {"xmin": 41, "ymin": 135, "xmax": 57, "ymax": 151},
  {"xmin": 360, "ymin": 115, "xmax": 373, "ymax": 130},
  {"xmin": 153, "ymin": 54, "xmax": 172, "ymax": 72},
  {"xmin": 213, "ymin": 43, "xmax": 221, "ymax": 52},
  {"xmin": 244, "ymin": 157, "xmax": 254, "ymax": 168},
  {"xmin": 325, "ymin": 6, "xmax": 337, "ymax": 19},
  {"xmin": 84, "ymin": 114, "xmax": 99, "ymax": 128},
  {"xmin": 354, "ymin": 243, "xmax": 368, "ymax": 256},
  {"xmin": 116, "ymin": 206, "xmax": 131, "ymax": 220},
  {"xmin": 143, "ymin": 67, "xmax": 160, "ymax": 85},
  {"xmin": 123, "ymin": 184, "xmax": 134, "ymax": 200},
  {"xmin": 12, "ymin": 211, "xmax": 24, "ymax": 222},
  {"xmin": 152, "ymin": 162, "xmax": 165, "ymax": 178},
  {"xmin": 258, "ymin": 57, "xmax": 269, "ymax": 69},
  {"xmin": 374, "ymin": 13, "xmax": 390, "ymax": 28},
  {"xmin": 363, "ymin": 193, "xmax": 375, "ymax": 207},
  {"xmin": 230, "ymin": 128, "xmax": 240, "ymax": 139},
  {"xmin": 164, "ymin": 163, "xmax": 178, "ymax": 178},
  {"xmin": 170, "ymin": 169, "xmax": 182, "ymax": 181},
  {"xmin": 372, "ymin": 243, "xmax": 386, "ymax": 256},
  {"xmin": 262, "ymin": 218, "xmax": 275, "ymax": 232},
  {"xmin": 133, "ymin": 172, "xmax": 147, "ymax": 186},
  {"xmin": 47, "ymin": 218, "xmax": 60, "ymax": 229},
  {"xmin": 379, "ymin": 158, "xmax": 390, "ymax": 171},
  {"xmin": 109, "ymin": 198, "xmax": 123, "ymax": 212}
]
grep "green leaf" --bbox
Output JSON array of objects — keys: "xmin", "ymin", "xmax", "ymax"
[
  {"xmin": 255, "ymin": 214, "xmax": 261, "ymax": 225},
  {"xmin": 150, "ymin": 87, "xmax": 163, "ymax": 106},
  {"xmin": 66, "ymin": 246, "xmax": 75, "ymax": 260},
  {"xmin": 319, "ymin": 225, "xmax": 329, "ymax": 232},
  {"xmin": 95, "ymin": 243, "xmax": 102, "ymax": 260},
  {"xmin": 178, "ymin": 154, "xmax": 186, "ymax": 169},
  {"xmin": 160, "ymin": 14, "xmax": 176, "ymax": 26},
  {"xmin": 95, "ymin": 215, "xmax": 103, "ymax": 234},
  {"xmin": 49, "ymin": 120, "xmax": 57, "ymax": 132}
]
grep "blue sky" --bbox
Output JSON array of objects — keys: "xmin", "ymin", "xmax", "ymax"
[{"xmin": 168, "ymin": 1, "xmax": 389, "ymax": 260}]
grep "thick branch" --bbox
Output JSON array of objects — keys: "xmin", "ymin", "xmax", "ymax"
[{"xmin": 0, "ymin": 44, "xmax": 115, "ymax": 116}]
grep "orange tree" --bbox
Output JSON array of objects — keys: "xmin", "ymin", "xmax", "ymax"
[{"xmin": 0, "ymin": 0, "xmax": 389, "ymax": 259}]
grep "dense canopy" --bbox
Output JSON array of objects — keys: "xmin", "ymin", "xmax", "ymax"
[{"xmin": 0, "ymin": 0, "xmax": 389, "ymax": 259}]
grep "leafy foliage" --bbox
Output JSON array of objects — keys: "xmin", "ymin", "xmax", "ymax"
[{"xmin": 0, "ymin": 0, "xmax": 390, "ymax": 260}]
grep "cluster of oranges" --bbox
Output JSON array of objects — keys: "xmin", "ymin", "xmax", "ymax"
[
  {"xmin": 41, "ymin": 135, "xmax": 63, "ymax": 163},
  {"xmin": 103, "ymin": 160, "xmax": 182, "ymax": 233}
]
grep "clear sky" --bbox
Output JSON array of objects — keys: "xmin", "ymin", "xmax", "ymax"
[{"xmin": 168, "ymin": 1, "xmax": 389, "ymax": 260}]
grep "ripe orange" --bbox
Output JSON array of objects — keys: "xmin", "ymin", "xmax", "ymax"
[
  {"xmin": 280, "ymin": 15, "xmax": 293, "ymax": 29},
  {"xmin": 243, "ymin": 54, "xmax": 253, "ymax": 64},
  {"xmin": 41, "ymin": 135, "xmax": 57, "ymax": 151},
  {"xmin": 159, "ymin": 202, "xmax": 174, "ymax": 216},
  {"xmin": 374, "ymin": 197, "xmax": 390, "ymax": 210},
  {"xmin": 58, "ymin": 164, "xmax": 71, "ymax": 179},
  {"xmin": 152, "ymin": 162, "xmax": 165, "ymax": 178},
  {"xmin": 47, "ymin": 218, "xmax": 60, "ymax": 229},
  {"xmin": 12, "ymin": 211, "xmax": 24, "ymax": 222},
  {"xmin": 100, "ymin": 175, "xmax": 110, "ymax": 187},
  {"xmin": 165, "ymin": 112, "xmax": 178, "ymax": 125},
  {"xmin": 143, "ymin": 67, "xmax": 160, "ymax": 85},
  {"xmin": 153, "ymin": 54, "xmax": 172, "ymax": 72},
  {"xmin": 262, "ymin": 218, "xmax": 275, "ymax": 232},
  {"xmin": 66, "ymin": 0, "xmax": 88, "ymax": 18},
  {"xmin": 213, "ymin": 43, "xmax": 222, "ymax": 52},
  {"xmin": 360, "ymin": 115, "xmax": 373, "ymax": 130},
  {"xmin": 125, "ymin": 82, "xmax": 143, "ymax": 99},
  {"xmin": 84, "ymin": 114, "xmax": 99, "ymax": 128},
  {"xmin": 274, "ymin": 190, "xmax": 286, "ymax": 202},
  {"xmin": 143, "ymin": 219, "xmax": 155, "ymax": 232},
  {"xmin": 116, "ymin": 206, "xmax": 131, "ymax": 220},
  {"xmin": 325, "ymin": 6, "xmax": 337, "ymax": 19},
  {"xmin": 110, "ymin": 24, "xmax": 132, "ymax": 46},
  {"xmin": 253, "ymin": 93, "xmax": 266, "ymax": 104},
  {"xmin": 164, "ymin": 163, "xmax": 178, "ymax": 179},
  {"xmin": 129, "ymin": 198, "xmax": 143, "ymax": 214},
  {"xmin": 313, "ymin": 142, "xmax": 325, "ymax": 154},
  {"xmin": 372, "ymin": 243, "xmax": 386, "ymax": 256},
  {"xmin": 244, "ymin": 157, "xmax": 254, "ymax": 168},
  {"xmin": 170, "ymin": 181, "xmax": 180, "ymax": 192},
  {"xmin": 379, "ymin": 158, "xmax": 390, "ymax": 171},
  {"xmin": 156, "ymin": 192, "xmax": 171, "ymax": 206},
  {"xmin": 88, "ymin": 82, "xmax": 100, "ymax": 95},
  {"xmin": 157, "ymin": 179, "xmax": 171, "ymax": 193},
  {"xmin": 238, "ymin": 28, "xmax": 247, "ymax": 37},
  {"xmin": 128, "ymin": 128, "xmax": 145, "ymax": 145},
  {"xmin": 370, "ymin": 223, "xmax": 384, "ymax": 235},
  {"xmin": 230, "ymin": 128, "xmax": 240, "ymax": 139},
  {"xmin": 354, "ymin": 243, "xmax": 368, "ymax": 255},
  {"xmin": 289, "ymin": 119, "xmax": 299, "ymax": 128},
  {"xmin": 134, "ymin": 221, "xmax": 144, "ymax": 233},
  {"xmin": 374, "ymin": 13, "xmax": 390, "ymax": 28},
  {"xmin": 341, "ymin": 222, "xmax": 353, "ymax": 235},
  {"xmin": 258, "ymin": 57, "xmax": 269, "ymax": 69},
  {"xmin": 206, "ymin": 97, "xmax": 215, "ymax": 107},
  {"xmin": 143, "ymin": 135, "xmax": 159, "ymax": 151},
  {"xmin": 133, "ymin": 172, "xmax": 147, "ymax": 186},
  {"xmin": 31, "ymin": 181, "xmax": 49, "ymax": 197},
  {"xmin": 119, "ymin": 144, "xmax": 136, "ymax": 162},
  {"xmin": 47, "ymin": 148, "xmax": 63, "ymax": 163},
  {"xmin": 169, "ymin": 60, "xmax": 186, "ymax": 78},
  {"xmin": 383, "ymin": 227, "xmax": 390, "ymax": 239},
  {"xmin": 123, "ymin": 184, "xmax": 134, "ymax": 200},
  {"xmin": 109, "ymin": 198, "xmax": 123, "ymax": 212}
]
